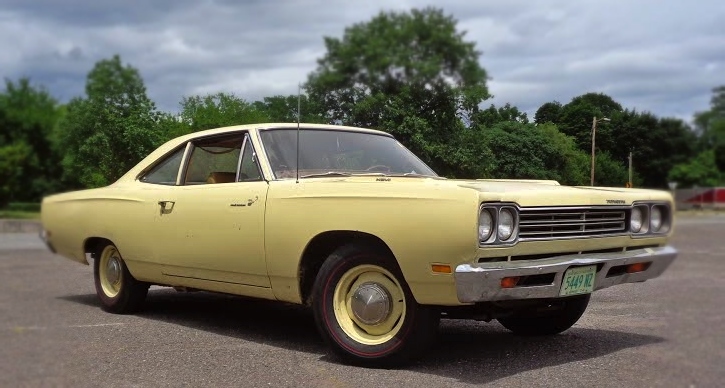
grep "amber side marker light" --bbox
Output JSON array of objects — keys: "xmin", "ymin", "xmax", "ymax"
[
  {"xmin": 501, "ymin": 276, "xmax": 520, "ymax": 288},
  {"xmin": 626, "ymin": 262, "xmax": 651, "ymax": 273},
  {"xmin": 431, "ymin": 264, "xmax": 452, "ymax": 274}
]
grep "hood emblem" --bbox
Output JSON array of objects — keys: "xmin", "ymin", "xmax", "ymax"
[{"xmin": 606, "ymin": 199, "xmax": 626, "ymax": 204}]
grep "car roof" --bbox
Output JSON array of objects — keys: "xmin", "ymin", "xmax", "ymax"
[
  {"xmin": 114, "ymin": 122, "xmax": 395, "ymax": 184},
  {"xmin": 173, "ymin": 122, "xmax": 394, "ymax": 143}
]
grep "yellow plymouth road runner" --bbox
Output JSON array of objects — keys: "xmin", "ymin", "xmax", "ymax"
[{"xmin": 40, "ymin": 123, "xmax": 678, "ymax": 366}]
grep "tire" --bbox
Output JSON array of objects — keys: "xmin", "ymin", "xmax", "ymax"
[
  {"xmin": 311, "ymin": 243, "xmax": 439, "ymax": 367},
  {"xmin": 93, "ymin": 242, "xmax": 149, "ymax": 314},
  {"xmin": 497, "ymin": 294, "xmax": 591, "ymax": 336}
]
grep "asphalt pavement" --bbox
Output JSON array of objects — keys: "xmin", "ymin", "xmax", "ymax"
[{"xmin": 1, "ymin": 215, "xmax": 723, "ymax": 387}]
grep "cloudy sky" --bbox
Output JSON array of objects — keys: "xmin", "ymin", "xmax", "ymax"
[{"xmin": 1, "ymin": 0, "xmax": 723, "ymax": 121}]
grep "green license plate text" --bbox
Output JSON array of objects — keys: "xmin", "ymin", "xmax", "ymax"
[{"xmin": 559, "ymin": 265, "xmax": 597, "ymax": 296}]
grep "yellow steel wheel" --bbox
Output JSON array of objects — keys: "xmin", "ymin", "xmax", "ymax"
[
  {"xmin": 332, "ymin": 264, "xmax": 406, "ymax": 346},
  {"xmin": 98, "ymin": 245, "xmax": 124, "ymax": 298}
]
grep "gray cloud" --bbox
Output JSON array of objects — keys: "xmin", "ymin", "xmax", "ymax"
[{"xmin": 1, "ymin": 0, "xmax": 723, "ymax": 122}]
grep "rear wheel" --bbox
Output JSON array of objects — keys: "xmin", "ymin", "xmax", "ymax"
[
  {"xmin": 311, "ymin": 243, "xmax": 439, "ymax": 367},
  {"xmin": 497, "ymin": 294, "xmax": 591, "ymax": 336},
  {"xmin": 93, "ymin": 243, "xmax": 149, "ymax": 314}
]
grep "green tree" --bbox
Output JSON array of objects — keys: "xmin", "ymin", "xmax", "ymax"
[
  {"xmin": 534, "ymin": 101, "xmax": 562, "ymax": 125},
  {"xmin": 694, "ymin": 85, "xmax": 725, "ymax": 149},
  {"xmin": 179, "ymin": 92, "xmax": 269, "ymax": 131},
  {"xmin": 57, "ymin": 55, "xmax": 163, "ymax": 188},
  {"xmin": 482, "ymin": 121, "xmax": 577, "ymax": 182},
  {"xmin": 471, "ymin": 103, "xmax": 528, "ymax": 127},
  {"xmin": 592, "ymin": 151, "xmax": 633, "ymax": 187},
  {"xmin": 156, "ymin": 112, "xmax": 190, "ymax": 141},
  {"xmin": 0, "ymin": 78, "xmax": 63, "ymax": 202},
  {"xmin": 610, "ymin": 111, "xmax": 697, "ymax": 188},
  {"xmin": 0, "ymin": 142, "xmax": 31, "ymax": 207},
  {"xmin": 538, "ymin": 92, "xmax": 698, "ymax": 188},
  {"xmin": 304, "ymin": 7, "xmax": 490, "ymax": 175},
  {"xmin": 556, "ymin": 92, "xmax": 623, "ymax": 151},
  {"xmin": 253, "ymin": 94, "xmax": 326, "ymax": 124},
  {"xmin": 537, "ymin": 123, "xmax": 589, "ymax": 185},
  {"xmin": 668, "ymin": 150, "xmax": 723, "ymax": 188}
]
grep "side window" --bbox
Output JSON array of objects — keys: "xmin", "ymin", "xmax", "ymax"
[
  {"xmin": 183, "ymin": 134, "xmax": 243, "ymax": 185},
  {"xmin": 238, "ymin": 136, "xmax": 262, "ymax": 182},
  {"xmin": 140, "ymin": 146, "xmax": 185, "ymax": 185}
]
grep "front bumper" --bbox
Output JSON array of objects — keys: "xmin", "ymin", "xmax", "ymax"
[{"xmin": 454, "ymin": 245, "xmax": 677, "ymax": 303}]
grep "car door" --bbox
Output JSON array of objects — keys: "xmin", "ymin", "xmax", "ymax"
[{"xmin": 151, "ymin": 131, "xmax": 270, "ymax": 288}]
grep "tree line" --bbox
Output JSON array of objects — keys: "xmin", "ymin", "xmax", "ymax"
[{"xmin": 1, "ymin": 7, "xmax": 723, "ymax": 207}]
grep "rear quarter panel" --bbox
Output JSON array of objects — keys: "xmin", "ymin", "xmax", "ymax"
[{"xmin": 41, "ymin": 184, "xmax": 158, "ymax": 280}]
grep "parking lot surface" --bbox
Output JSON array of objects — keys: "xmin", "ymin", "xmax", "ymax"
[{"xmin": 1, "ymin": 215, "xmax": 723, "ymax": 387}]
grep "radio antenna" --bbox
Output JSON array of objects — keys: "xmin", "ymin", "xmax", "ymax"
[{"xmin": 296, "ymin": 82, "xmax": 301, "ymax": 184}]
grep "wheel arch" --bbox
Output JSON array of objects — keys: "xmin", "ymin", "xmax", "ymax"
[
  {"xmin": 83, "ymin": 236, "xmax": 114, "ymax": 263},
  {"xmin": 298, "ymin": 230, "xmax": 400, "ymax": 306}
]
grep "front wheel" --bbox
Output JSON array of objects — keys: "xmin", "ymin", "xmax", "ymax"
[
  {"xmin": 497, "ymin": 294, "xmax": 591, "ymax": 336},
  {"xmin": 311, "ymin": 243, "xmax": 439, "ymax": 367},
  {"xmin": 93, "ymin": 242, "xmax": 149, "ymax": 314}
]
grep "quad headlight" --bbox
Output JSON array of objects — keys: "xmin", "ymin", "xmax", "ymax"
[
  {"xmin": 498, "ymin": 208, "xmax": 515, "ymax": 241},
  {"xmin": 650, "ymin": 206, "xmax": 663, "ymax": 232},
  {"xmin": 630, "ymin": 206, "xmax": 644, "ymax": 233},
  {"xmin": 630, "ymin": 202, "xmax": 671, "ymax": 236},
  {"xmin": 478, "ymin": 209, "xmax": 494, "ymax": 242},
  {"xmin": 479, "ymin": 204, "xmax": 519, "ymax": 245}
]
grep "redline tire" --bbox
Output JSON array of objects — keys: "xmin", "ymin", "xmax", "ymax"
[
  {"xmin": 93, "ymin": 243, "xmax": 149, "ymax": 314},
  {"xmin": 311, "ymin": 243, "xmax": 439, "ymax": 367}
]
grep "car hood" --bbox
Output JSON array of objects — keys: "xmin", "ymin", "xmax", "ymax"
[
  {"xmin": 449, "ymin": 178, "xmax": 672, "ymax": 207},
  {"xmin": 294, "ymin": 176, "xmax": 673, "ymax": 208}
]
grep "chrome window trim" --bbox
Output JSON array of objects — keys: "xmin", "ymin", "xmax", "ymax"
[
  {"xmin": 235, "ymin": 135, "xmax": 248, "ymax": 183},
  {"xmin": 235, "ymin": 133, "xmax": 264, "ymax": 183},
  {"xmin": 176, "ymin": 141, "xmax": 194, "ymax": 186}
]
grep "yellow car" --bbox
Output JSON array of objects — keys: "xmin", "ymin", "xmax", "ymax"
[{"xmin": 40, "ymin": 123, "xmax": 678, "ymax": 366}]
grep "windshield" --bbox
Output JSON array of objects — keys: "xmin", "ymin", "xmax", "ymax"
[{"xmin": 259, "ymin": 128, "xmax": 439, "ymax": 179}]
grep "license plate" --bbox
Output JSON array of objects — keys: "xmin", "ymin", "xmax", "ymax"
[{"xmin": 559, "ymin": 265, "xmax": 597, "ymax": 296}]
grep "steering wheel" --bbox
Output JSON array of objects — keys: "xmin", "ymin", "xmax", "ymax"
[{"xmin": 366, "ymin": 164, "xmax": 391, "ymax": 172}]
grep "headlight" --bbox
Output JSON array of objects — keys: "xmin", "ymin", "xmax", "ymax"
[
  {"xmin": 479, "ymin": 209, "xmax": 493, "ymax": 242},
  {"xmin": 650, "ymin": 206, "xmax": 662, "ymax": 232},
  {"xmin": 498, "ymin": 208, "xmax": 515, "ymax": 241},
  {"xmin": 478, "ymin": 203, "xmax": 519, "ymax": 245},
  {"xmin": 630, "ymin": 202, "xmax": 671, "ymax": 237},
  {"xmin": 630, "ymin": 206, "xmax": 643, "ymax": 233}
]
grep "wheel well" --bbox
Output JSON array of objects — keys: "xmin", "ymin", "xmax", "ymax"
[
  {"xmin": 298, "ymin": 231, "xmax": 395, "ymax": 306},
  {"xmin": 84, "ymin": 237, "xmax": 112, "ymax": 260}
]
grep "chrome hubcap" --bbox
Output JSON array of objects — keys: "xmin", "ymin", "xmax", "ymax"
[
  {"xmin": 350, "ymin": 282, "xmax": 391, "ymax": 325},
  {"xmin": 106, "ymin": 256, "xmax": 121, "ymax": 285}
]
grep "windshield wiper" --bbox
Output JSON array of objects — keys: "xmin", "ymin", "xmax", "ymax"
[
  {"xmin": 299, "ymin": 171, "xmax": 352, "ymax": 178},
  {"xmin": 385, "ymin": 172, "xmax": 446, "ymax": 179}
]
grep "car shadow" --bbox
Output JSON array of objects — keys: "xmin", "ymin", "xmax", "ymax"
[{"xmin": 59, "ymin": 290, "xmax": 665, "ymax": 385}]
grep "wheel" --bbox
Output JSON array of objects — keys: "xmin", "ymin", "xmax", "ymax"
[
  {"xmin": 497, "ymin": 294, "xmax": 591, "ymax": 336},
  {"xmin": 93, "ymin": 242, "xmax": 149, "ymax": 314},
  {"xmin": 311, "ymin": 243, "xmax": 439, "ymax": 367}
]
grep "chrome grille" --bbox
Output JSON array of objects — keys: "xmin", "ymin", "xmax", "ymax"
[{"xmin": 518, "ymin": 207, "xmax": 629, "ymax": 241}]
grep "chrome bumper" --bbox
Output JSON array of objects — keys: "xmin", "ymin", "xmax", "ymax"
[{"xmin": 454, "ymin": 245, "xmax": 678, "ymax": 303}]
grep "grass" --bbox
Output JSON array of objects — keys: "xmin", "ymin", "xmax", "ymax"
[{"xmin": 0, "ymin": 210, "xmax": 41, "ymax": 220}]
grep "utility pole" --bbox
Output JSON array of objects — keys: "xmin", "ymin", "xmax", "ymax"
[
  {"xmin": 590, "ymin": 116, "xmax": 610, "ymax": 186},
  {"xmin": 628, "ymin": 151, "xmax": 633, "ymax": 187},
  {"xmin": 591, "ymin": 117, "xmax": 596, "ymax": 186}
]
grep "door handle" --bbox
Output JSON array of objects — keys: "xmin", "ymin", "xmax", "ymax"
[{"xmin": 158, "ymin": 201, "xmax": 175, "ymax": 214}]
